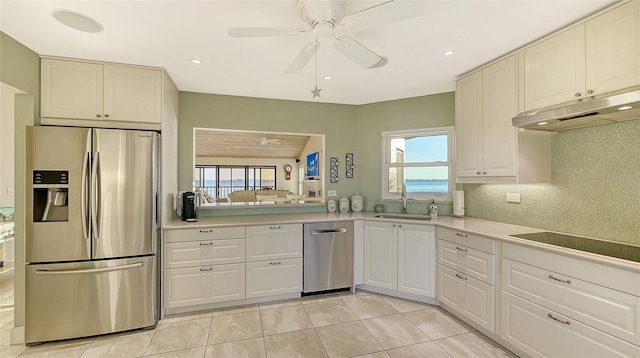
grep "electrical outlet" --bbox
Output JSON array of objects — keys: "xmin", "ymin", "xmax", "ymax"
[
  {"xmin": 506, "ymin": 193, "xmax": 521, "ymax": 203},
  {"xmin": 327, "ymin": 190, "xmax": 337, "ymax": 197}
]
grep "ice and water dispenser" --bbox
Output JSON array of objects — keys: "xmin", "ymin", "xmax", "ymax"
[{"xmin": 32, "ymin": 170, "xmax": 69, "ymax": 222}]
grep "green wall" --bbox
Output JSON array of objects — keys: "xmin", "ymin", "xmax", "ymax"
[
  {"xmin": 177, "ymin": 91, "xmax": 456, "ymax": 214},
  {"xmin": 1, "ymin": 31, "xmax": 40, "ymax": 329},
  {"xmin": 464, "ymin": 118, "xmax": 640, "ymax": 245},
  {"xmin": 178, "ymin": 92, "xmax": 359, "ymax": 197},
  {"xmin": 355, "ymin": 93, "xmax": 455, "ymax": 213}
]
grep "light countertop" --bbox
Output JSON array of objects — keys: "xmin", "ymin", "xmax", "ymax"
[{"xmin": 164, "ymin": 212, "xmax": 640, "ymax": 272}]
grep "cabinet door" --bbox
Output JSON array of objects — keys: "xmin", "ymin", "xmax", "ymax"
[
  {"xmin": 482, "ymin": 55, "xmax": 517, "ymax": 177},
  {"xmin": 163, "ymin": 263, "xmax": 245, "ymax": 308},
  {"xmin": 439, "ymin": 265, "xmax": 494, "ymax": 332},
  {"xmin": 455, "ymin": 71, "xmax": 484, "ymax": 177},
  {"xmin": 586, "ymin": 0, "xmax": 640, "ymax": 95},
  {"xmin": 246, "ymin": 258, "xmax": 302, "ymax": 298},
  {"xmin": 364, "ymin": 222, "xmax": 397, "ymax": 290},
  {"xmin": 397, "ymin": 224, "xmax": 435, "ymax": 297},
  {"xmin": 438, "ymin": 264, "xmax": 462, "ymax": 309},
  {"xmin": 502, "ymin": 292, "xmax": 639, "ymax": 358},
  {"xmin": 524, "ymin": 25, "xmax": 586, "ymax": 110},
  {"xmin": 246, "ymin": 224, "xmax": 302, "ymax": 262},
  {"xmin": 103, "ymin": 65, "xmax": 162, "ymax": 124},
  {"xmin": 41, "ymin": 59, "xmax": 103, "ymax": 120}
]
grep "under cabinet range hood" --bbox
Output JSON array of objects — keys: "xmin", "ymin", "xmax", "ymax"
[{"xmin": 512, "ymin": 89, "xmax": 640, "ymax": 131}]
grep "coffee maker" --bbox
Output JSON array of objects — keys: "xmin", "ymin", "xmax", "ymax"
[{"xmin": 181, "ymin": 191, "xmax": 198, "ymax": 222}]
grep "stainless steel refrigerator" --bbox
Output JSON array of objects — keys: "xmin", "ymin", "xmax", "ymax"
[{"xmin": 25, "ymin": 126, "xmax": 159, "ymax": 344}]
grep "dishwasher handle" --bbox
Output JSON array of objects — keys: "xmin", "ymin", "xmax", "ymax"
[{"xmin": 311, "ymin": 228, "xmax": 348, "ymax": 235}]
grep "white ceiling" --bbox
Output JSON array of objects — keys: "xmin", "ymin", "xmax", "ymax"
[{"xmin": 0, "ymin": 0, "xmax": 619, "ymax": 105}]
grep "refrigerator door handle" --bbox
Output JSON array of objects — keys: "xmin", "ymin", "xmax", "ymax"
[
  {"xmin": 81, "ymin": 152, "xmax": 90, "ymax": 241},
  {"xmin": 91, "ymin": 151, "xmax": 100, "ymax": 240},
  {"xmin": 35, "ymin": 262, "xmax": 143, "ymax": 275}
]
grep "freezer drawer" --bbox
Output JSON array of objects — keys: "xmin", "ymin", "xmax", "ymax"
[{"xmin": 25, "ymin": 256, "xmax": 157, "ymax": 344}]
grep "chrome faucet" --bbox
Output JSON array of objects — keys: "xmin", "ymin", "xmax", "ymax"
[{"xmin": 401, "ymin": 182, "xmax": 407, "ymax": 214}]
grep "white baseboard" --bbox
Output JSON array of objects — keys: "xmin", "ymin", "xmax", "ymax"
[{"xmin": 10, "ymin": 326, "xmax": 24, "ymax": 345}]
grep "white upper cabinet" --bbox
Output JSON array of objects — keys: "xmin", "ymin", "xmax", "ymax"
[
  {"xmin": 103, "ymin": 64, "xmax": 162, "ymax": 124},
  {"xmin": 585, "ymin": 0, "xmax": 640, "ymax": 95},
  {"xmin": 456, "ymin": 55, "xmax": 547, "ymax": 183},
  {"xmin": 524, "ymin": 25, "xmax": 586, "ymax": 110},
  {"xmin": 41, "ymin": 59, "xmax": 104, "ymax": 120},
  {"xmin": 41, "ymin": 58, "xmax": 162, "ymax": 125},
  {"xmin": 524, "ymin": 0, "xmax": 640, "ymax": 111}
]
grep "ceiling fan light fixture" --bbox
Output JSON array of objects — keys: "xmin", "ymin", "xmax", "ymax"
[{"xmin": 52, "ymin": 9, "xmax": 103, "ymax": 33}]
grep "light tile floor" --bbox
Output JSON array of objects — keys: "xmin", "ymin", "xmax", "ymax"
[{"xmin": 0, "ymin": 290, "xmax": 518, "ymax": 358}]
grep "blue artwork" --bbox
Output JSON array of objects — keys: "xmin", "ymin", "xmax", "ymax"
[{"xmin": 306, "ymin": 152, "xmax": 319, "ymax": 178}]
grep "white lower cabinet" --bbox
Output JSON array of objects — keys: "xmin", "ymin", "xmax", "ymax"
[
  {"xmin": 501, "ymin": 242, "xmax": 640, "ymax": 356},
  {"xmin": 164, "ymin": 263, "xmax": 245, "ymax": 308},
  {"xmin": 363, "ymin": 221, "xmax": 435, "ymax": 299},
  {"xmin": 436, "ymin": 227, "xmax": 496, "ymax": 332},
  {"xmin": 246, "ymin": 258, "xmax": 302, "ymax": 298},
  {"xmin": 245, "ymin": 224, "xmax": 303, "ymax": 299},
  {"xmin": 502, "ymin": 292, "xmax": 639, "ymax": 358},
  {"xmin": 438, "ymin": 264, "xmax": 494, "ymax": 331}
]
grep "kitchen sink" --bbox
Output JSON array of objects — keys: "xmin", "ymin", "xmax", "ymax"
[{"xmin": 374, "ymin": 213, "xmax": 432, "ymax": 221}]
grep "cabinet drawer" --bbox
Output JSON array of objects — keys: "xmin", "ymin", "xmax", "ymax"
[
  {"xmin": 438, "ymin": 264, "xmax": 495, "ymax": 332},
  {"xmin": 501, "ymin": 292, "xmax": 639, "ymax": 358},
  {"xmin": 246, "ymin": 258, "xmax": 302, "ymax": 298},
  {"xmin": 437, "ymin": 227, "xmax": 495, "ymax": 254},
  {"xmin": 503, "ymin": 258, "xmax": 638, "ymax": 345},
  {"xmin": 164, "ymin": 226, "xmax": 245, "ymax": 243},
  {"xmin": 246, "ymin": 224, "xmax": 302, "ymax": 261},
  {"xmin": 163, "ymin": 263, "xmax": 245, "ymax": 308},
  {"xmin": 438, "ymin": 239, "xmax": 495, "ymax": 285},
  {"xmin": 163, "ymin": 239, "xmax": 245, "ymax": 269}
]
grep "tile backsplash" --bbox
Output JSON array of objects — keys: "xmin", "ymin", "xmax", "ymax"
[{"xmin": 464, "ymin": 118, "xmax": 640, "ymax": 245}]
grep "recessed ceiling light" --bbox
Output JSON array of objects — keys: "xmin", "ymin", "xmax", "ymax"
[
  {"xmin": 191, "ymin": 58, "xmax": 202, "ymax": 64},
  {"xmin": 443, "ymin": 50, "xmax": 455, "ymax": 56},
  {"xmin": 323, "ymin": 75, "xmax": 332, "ymax": 80},
  {"xmin": 52, "ymin": 9, "xmax": 103, "ymax": 33},
  {"xmin": 537, "ymin": 122, "xmax": 548, "ymax": 126},
  {"xmin": 618, "ymin": 105, "xmax": 632, "ymax": 111}
]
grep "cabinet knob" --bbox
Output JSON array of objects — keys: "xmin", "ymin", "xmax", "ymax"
[
  {"xmin": 269, "ymin": 261, "xmax": 282, "ymax": 265},
  {"xmin": 200, "ymin": 267, "xmax": 213, "ymax": 272},
  {"xmin": 104, "ymin": 114, "xmax": 110, "ymax": 118},
  {"xmin": 586, "ymin": 89, "xmax": 595, "ymax": 95},
  {"xmin": 455, "ymin": 232, "xmax": 468, "ymax": 238},
  {"xmin": 574, "ymin": 92, "xmax": 582, "ymax": 97},
  {"xmin": 398, "ymin": 225, "xmax": 402, "ymax": 228},
  {"xmin": 482, "ymin": 172, "xmax": 487, "ymax": 175},
  {"xmin": 199, "ymin": 229, "xmax": 213, "ymax": 233},
  {"xmin": 96, "ymin": 114, "xmax": 102, "ymax": 118},
  {"xmin": 269, "ymin": 226, "xmax": 281, "ymax": 230},
  {"xmin": 476, "ymin": 172, "xmax": 481, "ymax": 175},
  {"xmin": 455, "ymin": 273, "xmax": 468, "ymax": 281}
]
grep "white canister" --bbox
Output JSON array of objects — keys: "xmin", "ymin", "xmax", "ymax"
[
  {"xmin": 351, "ymin": 195, "xmax": 363, "ymax": 212},
  {"xmin": 338, "ymin": 196, "xmax": 350, "ymax": 212},
  {"xmin": 326, "ymin": 199, "xmax": 336, "ymax": 213}
]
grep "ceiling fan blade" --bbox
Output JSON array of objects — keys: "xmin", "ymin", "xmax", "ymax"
[
  {"xmin": 284, "ymin": 41, "xmax": 320, "ymax": 74},
  {"xmin": 227, "ymin": 27, "xmax": 307, "ymax": 38},
  {"xmin": 339, "ymin": 0, "xmax": 424, "ymax": 32},
  {"xmin": 333, "ymin": 36, "xmax": 386, "ymax": 68}
]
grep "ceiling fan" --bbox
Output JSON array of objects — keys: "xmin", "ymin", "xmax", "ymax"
[
  {"xmin": 227, "ymin": 0, "xmax": 424, "ymax": 74},
  {"xmin": 260, "ymin": 134, "xmax": 281, "ymax": 145}
]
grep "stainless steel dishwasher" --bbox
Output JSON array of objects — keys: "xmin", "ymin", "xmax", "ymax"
[{"xmin": 303, "ymin": 221, "xmax": 354, "ymax": 293}]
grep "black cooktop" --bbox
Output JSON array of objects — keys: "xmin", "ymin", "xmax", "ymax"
[{"xmin": 509, "ymin": 232, "xmax": 640, "ymax": 264}]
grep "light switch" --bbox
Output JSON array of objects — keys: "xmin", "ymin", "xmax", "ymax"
[
  {"xmin": 327, "ymin": 190, "xmax": 337, "ymax": 197},
  {"xmin": 6, "ymin": 187, "xmax": 14, "ymax": 196}
]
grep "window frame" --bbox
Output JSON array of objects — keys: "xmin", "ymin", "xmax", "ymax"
[
  {"xmin": 380, "ymin": 126, "xmax": 455, "ymax": 202},
  {"xmin": 194, "ymin": 165, "xmax": 277, "ymax": 200}
]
